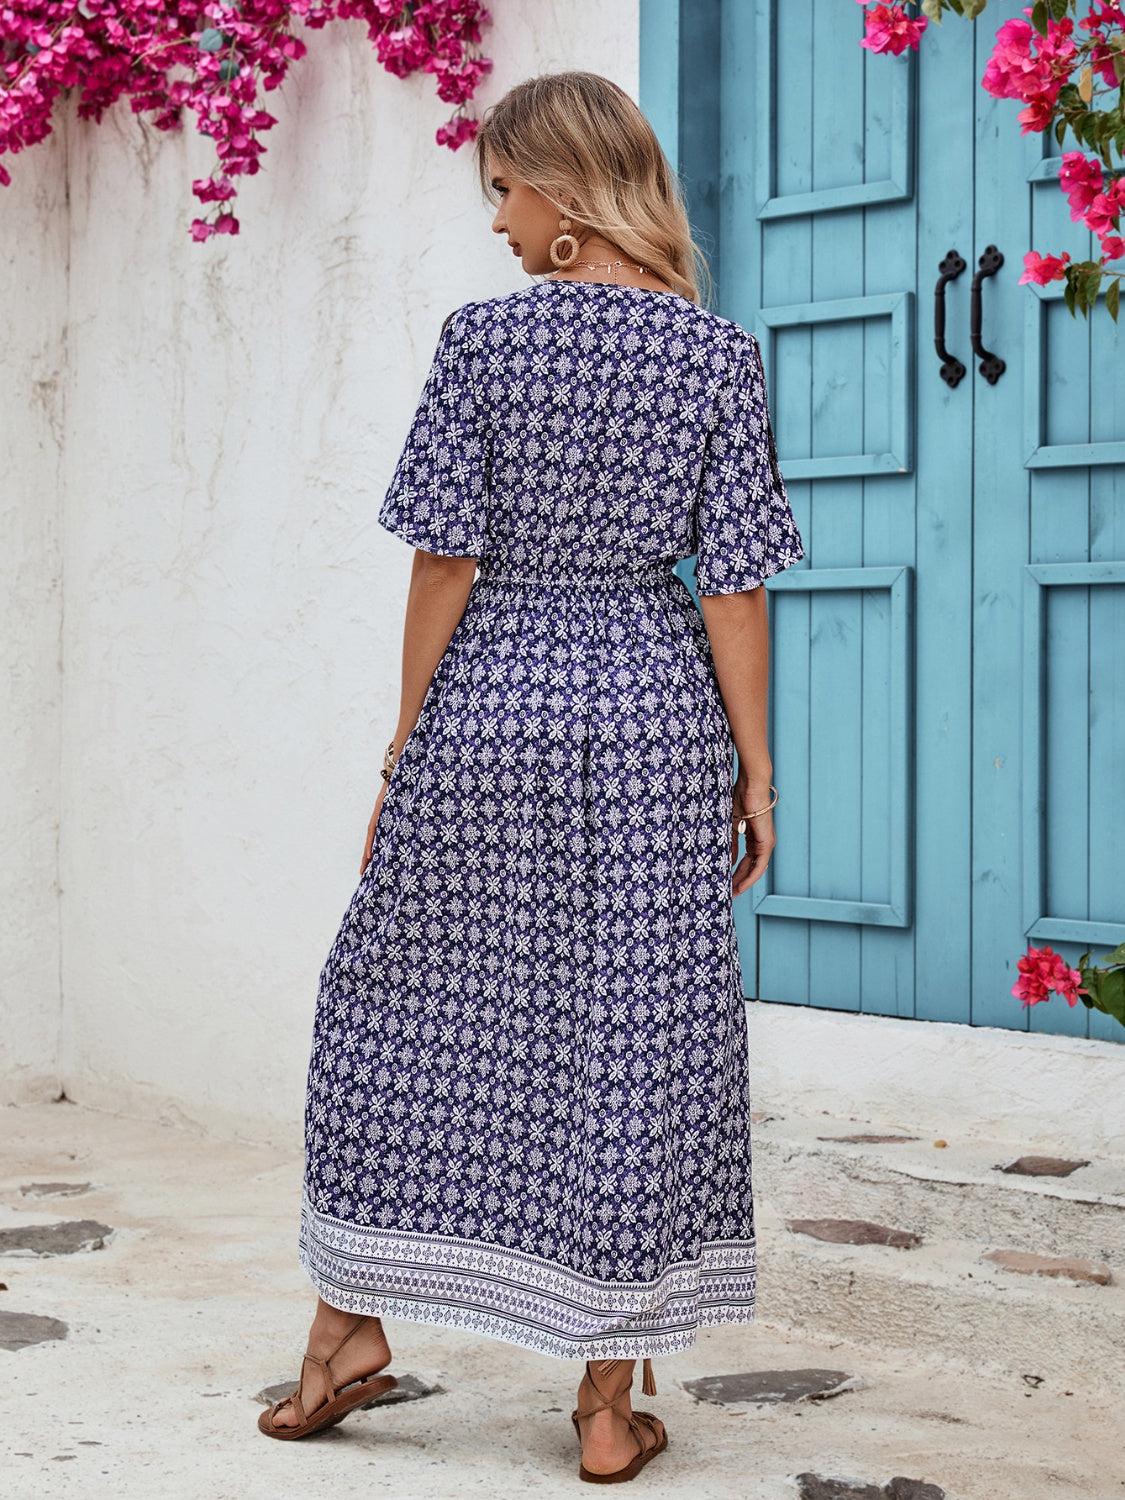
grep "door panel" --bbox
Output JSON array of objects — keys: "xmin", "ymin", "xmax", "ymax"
[
  {"xmin": 724, "ymin": 0, "xmax": 936, "ymax": 1020},
  {"xmin": 971, "ymin": 10, "xmax": 1125, "ymax": 1040}
]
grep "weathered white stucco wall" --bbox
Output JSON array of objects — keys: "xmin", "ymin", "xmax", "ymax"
[
  {"xmin": 11, "ymin": 6, "xmax": 642, "ymax": 1143},
  {"xmin": 1, "ymin": 122, "xmax": 67, "ymax": 1104}
]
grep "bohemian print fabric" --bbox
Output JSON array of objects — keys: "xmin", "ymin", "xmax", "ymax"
[{"xmin": 297, "ymin": 279, "xmax": 805, "ymax": 1360}]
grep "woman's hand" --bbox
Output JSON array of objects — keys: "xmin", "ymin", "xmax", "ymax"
[
  {"xmin": 730, "ymin": 779, "xmax": 776, "ymax": 897},
  {"xmin": 361, "ymin": 781, "xmax": 389, "ymax": 876}
]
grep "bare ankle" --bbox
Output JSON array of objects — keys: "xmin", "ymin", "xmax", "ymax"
[{"xmin": 311, "ymin": 1302, "xmax": 383, "ymax": 1341}]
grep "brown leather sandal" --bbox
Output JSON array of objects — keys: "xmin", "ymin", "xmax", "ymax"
[
  {"xmin": 570, "ymin": 1357, "xmax": 667, "ymax": 1483},
  {"xmin": 258, "ymin": 1314, "xmax": 397, "ymax": 1440}
]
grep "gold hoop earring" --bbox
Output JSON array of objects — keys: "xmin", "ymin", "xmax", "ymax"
[{"xmin": 549, "ymin": 215, "xmax": 580, "ymax": 268}]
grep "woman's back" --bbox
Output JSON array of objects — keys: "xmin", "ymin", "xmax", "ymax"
[{"xmin": 378, "ymin": 279, "xmax": 804, "ymax": 597}]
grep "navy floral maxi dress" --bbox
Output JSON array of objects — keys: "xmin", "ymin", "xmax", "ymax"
[{"xmin": 297, "ymin": 279, "xmax": 805, "ymax": 1361}]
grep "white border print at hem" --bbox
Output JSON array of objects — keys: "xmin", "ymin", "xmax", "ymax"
[{"xmin": 298, "ymin": 1187, "xmax": 757, "ymax": 1362}]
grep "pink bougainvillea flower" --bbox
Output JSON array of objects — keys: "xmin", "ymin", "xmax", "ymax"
[
  {"xmin": 1012, "ymin": 945, "xmax": 1088, "ymax": 1007},
  {"xmin": 1017, "ymin": 93, "xmax": 1056, "ymax": 133},
  {"xmin": 1018, "ymin": 249, "xmax": 1072, "ymax": 285},
  {"xmin": 436, "ymin": 111, "xmax": 480, "ymax": 149},
  {"xmin": 1081, "ymin": 1, "xmax": 1125, "ymax": 88},
  {"xmin": 1084, "ymin": 190, "xmax": 1123, "ymax": 240},
  {"xmin": 1059, "ymin": 150, "xmax": 1105, "ymax": 221},
  {"xmin": 193, "ymin": 174, "xmax": 237, "ymax": 203},
  {"xmin": 375, "ymin": 22, "xmax": 434, "ymax": 79},
  {"xmin": 1099, "ymin": 235, "xmax": 1125, "ymax": 263},
  {"xmin": 983, "ymin": 9, "xmax": 1076, "ymax": 128},
  {"xmin": 0, "ymin": 0, "xmax": 493, "ymax": 241},
  {"xmin": 982, "ymin": 18, "xmax": 1043, "ymax": 97},
  {"xmin": 857, "ymin": 1, "xmax": 927, "ymax": 56}
]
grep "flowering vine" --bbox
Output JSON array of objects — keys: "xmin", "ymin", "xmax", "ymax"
[
  {"xmin": 0, "ymin": 1, "xmax": 492, "ymax": 242},
  {"xmin": 859, "ymin": 0, "xmax": 1125, "ymax": 321},
  {"xmin": 1013, "ymin": 942, "xmax": 1125, "ymax": 1028}
]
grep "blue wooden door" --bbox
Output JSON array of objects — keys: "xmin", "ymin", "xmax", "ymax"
[{"xmin": 644, "ymin": 0, "xmax": 1124, "ymax": 1037}]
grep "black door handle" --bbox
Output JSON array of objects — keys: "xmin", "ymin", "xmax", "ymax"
[
  {"xmin": 971, "ymin": 245, "xmax": 1005, "ymax": 384},
  {"xmin": 934, "ymin": 249, "xmax": 967, "ymax": 388}
]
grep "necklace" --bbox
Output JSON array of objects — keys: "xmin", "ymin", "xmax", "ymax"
[{"xmin": 546, "ymin": 257, "xmax": 651, "ymax": 285}]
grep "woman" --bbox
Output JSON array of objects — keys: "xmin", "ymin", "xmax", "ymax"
[{"xmin": 258, "ymin": 70, "xmax": 804, "ymax": 1484}]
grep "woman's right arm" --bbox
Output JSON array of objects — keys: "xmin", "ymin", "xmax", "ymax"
[
  {"xmin": 699, "ymin": 586, "xmax": 776, "ymax": 897},
  {"xmin": 362, "ymin": 549, "xmax": 477, "ymax": 872}
]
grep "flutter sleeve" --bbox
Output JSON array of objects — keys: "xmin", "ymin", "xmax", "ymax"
[
  {"xmin": 377, "ymin": 303, "xmax": 490, "ymax": 557},
  {"xmin": 693, "ymin": 332, "xmax": 805, "ymax": 596}
]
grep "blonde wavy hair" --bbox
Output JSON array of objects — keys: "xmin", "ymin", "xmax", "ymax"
[{"xmin": 474, "ymin": 71, "xmax": 712, "ymax": 307}]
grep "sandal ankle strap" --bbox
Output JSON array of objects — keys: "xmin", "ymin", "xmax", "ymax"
[{"xmin": 576, "ymin": 1357, "xmax": 657, "ymax": 1420}]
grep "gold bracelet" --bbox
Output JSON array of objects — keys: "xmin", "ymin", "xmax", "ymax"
[{"xmin": 734, "ymin": 784, "xmax": 778, "ymax": 835}]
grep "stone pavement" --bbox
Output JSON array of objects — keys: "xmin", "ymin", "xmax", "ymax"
[{"xmin": 0, "ymin": 1099, "xmax": 1117, "ymax": 1500}]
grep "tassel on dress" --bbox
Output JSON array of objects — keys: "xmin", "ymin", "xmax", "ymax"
[{"xmin": 641, "ymin": 1358, "xmax": 657, "ymax": 1397}]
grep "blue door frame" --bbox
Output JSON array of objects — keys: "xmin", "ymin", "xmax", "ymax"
[{"xmin": 640, "ymin": 0, "xmax": 1124, "ymax": 1040}]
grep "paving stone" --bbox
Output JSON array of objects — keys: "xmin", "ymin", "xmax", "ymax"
[
  {"xmin": 360, "ymin": 1373, "xmax": 444, "ymax": 1407},
  {"xmin": 0, "ymin": 1220, "xmax": 114, "ymax": 1256},
  {"xmin": 815, "ymin": 1134, "xmax": 922, "ymax": 1144},
  {"xmin": 796, "ymin": 1476, "xmax": 945, "ymax": 1500},
  {"xmin": 0, "ymin": 1311, "xmax": 69, "ymax": 1350},
  {"xmin": 795, "ymin": 1476, "xmax": 884, "ymax": 1499},
  {"xmin": 982, "ymin": 1248, "xmax": 1112, "ymax": 1285},
  {"xmin": 997, "ymin": 1154, "xmax": 1090, "ymax": 1177},
  {"xmin": 785, "ymin": 1217, "xmax": 922, "ymax": 1249},
  {"xmin": 255, "ymin": 1371, "xmax": 443, "ymax": 1408},
  {"xmin": 684, "ymin": 1368, "xmax": 858, "ymax": 1405},
  {"xmin": 19, "ymin": 1182, "xmax": 93, "ymax": 1198}
]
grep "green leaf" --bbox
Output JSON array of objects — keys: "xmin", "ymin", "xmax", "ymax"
[
  {"xmin": 1097, "ymin": 940, "xmax": 1125, "ymax": 967},
  {"xmin": 1031, "ymin": 1, "xmax": 1049, "ymax": 35},
  {"xmin": 1092, "ymin": 968, "xmax": 1125, "ymax": 1026},
  {"xmin": 922, "ymin": 0, "xmax": 945, "ymax": 22},
  {"xmin": 963, "ymin": 0, "xmax": 989, "ymax": 18},
  {"xmin": 1064, "ymin": 275, "xmax": 1077, "ymax": 315},
  {"xmin": 1108, "ymin": 278, "xmax": 1121, "ymax": 324}
]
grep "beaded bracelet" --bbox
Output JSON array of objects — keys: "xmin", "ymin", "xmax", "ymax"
[{"xmin": 380, "ymin": 738, "xmax": 397, "ymax": 783}]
